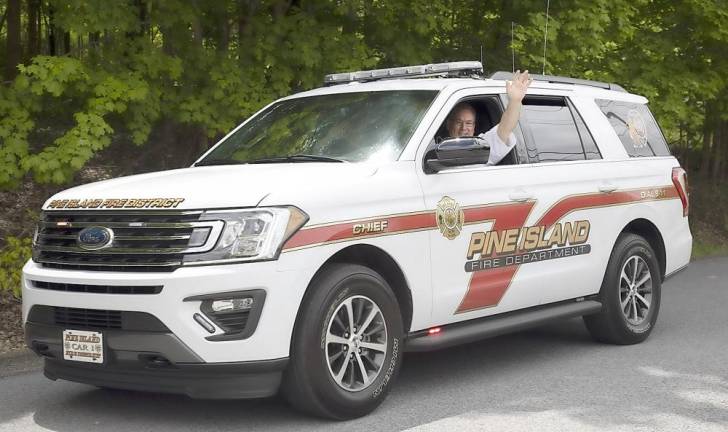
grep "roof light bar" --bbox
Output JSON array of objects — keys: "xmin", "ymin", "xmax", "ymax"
[{"xmin": 324, "ymin": 61, "xmax": 483, "ymax": 86}]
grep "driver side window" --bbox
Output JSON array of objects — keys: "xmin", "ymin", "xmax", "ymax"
[
  {"xmin": 434, "ymin": 97, "xmax": 499, "ymax": 143},
  {"xmin": 425, "ymin": 95, "xmax": 523, "ymax": 169}
]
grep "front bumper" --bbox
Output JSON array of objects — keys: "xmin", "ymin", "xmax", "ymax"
[
  {"xmin": 22, "ymin": 259, "xmax": 313, "ymax": 363},
  {"xmin": 26, "ymin": 318, "xmax": 288, "ymax": 399}
]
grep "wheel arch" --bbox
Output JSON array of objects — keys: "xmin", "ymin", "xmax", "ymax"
[
  {"xmin": 620, "ymin": 218, "xmax": 667, "ymax": 280},
  {"xmin": 299, "ymin": 244, "xmax": 414, "ymax": 333}
]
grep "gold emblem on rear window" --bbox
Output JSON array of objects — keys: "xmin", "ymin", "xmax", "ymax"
[
  {"xmin": 627, "ymin": 109, "xmax": 648, "ymax": 149},
  {"xmin": 436, "ymin": 196, "xmax": 464, "ymax": 240}
]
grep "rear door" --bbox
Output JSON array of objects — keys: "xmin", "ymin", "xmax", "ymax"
[{"xmin": 512, "ymin": 93, "xmax": 615, "ymax": 305}]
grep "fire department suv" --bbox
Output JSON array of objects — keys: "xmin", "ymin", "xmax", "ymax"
[{"xmin": 23, "ymin": 62, "xmax": 691, "ymax": 419}]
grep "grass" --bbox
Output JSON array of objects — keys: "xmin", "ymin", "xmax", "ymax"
[
  {"xmin": 688, "ymin": 175, "xmax": 728, "ymax": 259},
  {"xmin": 692, "ymin": 239, "xmax": 728, "ymax": 259}
]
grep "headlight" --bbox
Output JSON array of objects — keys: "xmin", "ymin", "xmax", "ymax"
[{"xmin": 183, "ymin": 206, "xmax": 308, "ymax": 265}]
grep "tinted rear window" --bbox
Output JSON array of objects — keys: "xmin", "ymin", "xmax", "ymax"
[
  {"xmin": 521, "ymin": 96, "xmax": 601, "ymax": 163},
  {"xmin": 596, "ymin": 100, "xmax": 671, "ymax": 157}
]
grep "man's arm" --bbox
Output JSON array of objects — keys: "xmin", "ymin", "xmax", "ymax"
[{"xmin": 497, "ymin": 70, "xmax": 532, "ymax": 143}]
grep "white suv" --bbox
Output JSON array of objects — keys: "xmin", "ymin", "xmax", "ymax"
[{"xmin": 23, "ymin": 61, "xmax": 692, "ymax": 419}]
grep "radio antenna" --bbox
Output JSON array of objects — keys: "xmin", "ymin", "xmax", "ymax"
[
  {"xmin": 511, "ymin": 22, "xmax": 515, "ymax": 73},
  {"xmin": 542, "ymin": 0, "xmax": 550, "ymax": 75},
  {"xmin": 480, "ymin": 44, "xmax": 483, "ymax": 68}
]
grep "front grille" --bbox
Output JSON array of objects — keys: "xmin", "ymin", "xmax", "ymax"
[
  {"xmin": 32, "ymin": 280, "xmax": 162, "ymax": 295},
  {"xmin": 54, "ymin": 307, "xmax": 122, "ymax": 329},
  {"xmin": 33, "ymin": 210, "xmax": 218, "ymax": 272}
]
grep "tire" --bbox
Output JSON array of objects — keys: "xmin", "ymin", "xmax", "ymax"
[
  {"xmin": 584, "ymin": 233, "xmax": 662, "ymax": 345},
  {"xmin": 282, "ymin": 263, "xmax": 404, "ymax": 419}
]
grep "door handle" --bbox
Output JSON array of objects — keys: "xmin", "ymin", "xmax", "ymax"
[
  {"xmin": 599, "ymin": 182, "xmax": 618, "ymax": 194},
  {"xmin": 509, "ymin": 190, "xmax": 533, "ymax": 202}
]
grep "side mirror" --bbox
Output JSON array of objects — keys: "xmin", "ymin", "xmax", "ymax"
[{"xmin": 425, "ymin": 137, "xmax": 490, "ymax": 173}]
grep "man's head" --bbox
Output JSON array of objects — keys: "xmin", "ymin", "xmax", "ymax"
[{"xmin": 446, "ymin": 103, "xmax": 476, "ymax": 137}]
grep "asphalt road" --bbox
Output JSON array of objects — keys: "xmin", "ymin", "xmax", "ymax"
[{"xmin": 1, "ymin": 257, "xmax": 727, "ymax": 432}]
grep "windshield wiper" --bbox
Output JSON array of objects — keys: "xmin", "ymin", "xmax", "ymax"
[
  {"xmin": 248, "ymin": 154, "xmax": 345, "ymax": 164},
  {"xmin": 195, "ymin": 158, "xmax": 248, "ymax": 167}
]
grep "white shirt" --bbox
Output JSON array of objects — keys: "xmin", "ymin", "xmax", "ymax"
[{"xmin": 479, "ymin": 124, "xmax": 517, "ymax": 166}]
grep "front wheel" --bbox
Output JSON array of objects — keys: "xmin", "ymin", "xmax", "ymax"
[
  {"xmin": 584, "ymin": 233, "xmax": 662, "ymax": 345},
  {"xmin": 282, "ymin": 264, "xmax": 404, "ymax": 419}
]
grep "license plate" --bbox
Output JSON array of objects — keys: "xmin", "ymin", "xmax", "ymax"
[{"xmin": 63, "ymin": 330, "xmax": 104, "ymax": 364}]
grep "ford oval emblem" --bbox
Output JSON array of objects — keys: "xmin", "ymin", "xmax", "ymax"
[{"xmin": 77, "ymin": 226, "xmax": 114, "ymax": 250}]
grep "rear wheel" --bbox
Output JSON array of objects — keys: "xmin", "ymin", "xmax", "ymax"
[
  {"xmin": 283, "ymin": 264, "xmax": 404, "ymax": 419},
  {"xmin": 584, "ymin": 233, "xmax": 661, "ymax": 344}
]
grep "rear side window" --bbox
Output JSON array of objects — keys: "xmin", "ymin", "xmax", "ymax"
[
  {"xmin": 596, "ymin": 100, "xmax": 671, "ymax": 157},
  {"xmin": 521, "ymin": 96, "xmax": 600, "ymax": 163}
]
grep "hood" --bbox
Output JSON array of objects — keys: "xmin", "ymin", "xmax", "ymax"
[{"xmin": 43, "ymin": 163, "xmax": 379, "ymax": 210}]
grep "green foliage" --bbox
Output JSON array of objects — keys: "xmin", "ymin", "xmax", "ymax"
[
  {"xmin": 0, "ymin": 237, "xmax": 32, "ymax": 299},
  {"xmin": 2, "ymin": 56, "xmax": 156, "ymax": 185},
  {"xmin": 0, "ymin": 0, "xmax": 727, "ymax": 188}
]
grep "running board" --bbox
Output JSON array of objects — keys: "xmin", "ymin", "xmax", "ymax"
[{"xmin": 405, "ymin": 299, "xmax": 602, "ymax": 352}]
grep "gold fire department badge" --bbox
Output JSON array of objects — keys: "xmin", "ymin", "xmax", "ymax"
[
  {"xmin": 627, "ymin": 109, "xmax": 648, "ymax": 149},
  {"xmin": 436, "ymin": 196, "xmax": 464, "ymax": 240}
]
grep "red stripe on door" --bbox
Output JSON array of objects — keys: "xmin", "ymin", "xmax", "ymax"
[
  {"xmin": 282, "ymin": 212, "xmax": 436, "ymax": 250},
  {"xmin": 536, "ymin": 187, "xmax": 679, "ymax": 228},
  {"xmin": 457, "ymin": 201, "xmax": 535, "ymax": 312}
]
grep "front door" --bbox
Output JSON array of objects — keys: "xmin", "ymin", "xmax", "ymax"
[{"xmin": 416, "ymin": 89, "xmax": 606, "ymax": 326}]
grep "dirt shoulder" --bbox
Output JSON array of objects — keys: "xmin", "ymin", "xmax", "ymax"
[{"xmin": 0, "ymin": 294, "xmax": 26, "ymax": 355}]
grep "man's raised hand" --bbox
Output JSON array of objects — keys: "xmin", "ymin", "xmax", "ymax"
[{"xmin": 506, "ymin": 70, "xmax": 532, "ymax": 103}]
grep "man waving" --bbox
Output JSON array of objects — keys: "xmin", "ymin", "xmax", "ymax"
[{"xmin": 445, "ymin": 70, "xmax": 532, "ymax": 165}]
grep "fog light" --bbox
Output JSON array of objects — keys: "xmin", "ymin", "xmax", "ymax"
[
  {"xmin": 183, "ymin": 289, "xmax": 266, "ymax": 341},
  {"xmin": 211, "ymin": 297, "xmax": 254, "ymax": 313}
]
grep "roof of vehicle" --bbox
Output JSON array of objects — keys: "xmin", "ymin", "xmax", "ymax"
[
  {"xmin": 284, "ymin": 62, "xmax": 647, "ymax": 104},
  {"xmin": 287, "ymin": 77, "xmax": 646, "ymax": 104}
]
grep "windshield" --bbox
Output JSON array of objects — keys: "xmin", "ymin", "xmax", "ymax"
[{"xmin": 197, "ymin": 90, "xmax": 437, "ymax": 164}]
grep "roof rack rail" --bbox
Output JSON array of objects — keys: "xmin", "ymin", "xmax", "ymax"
[
  {"xmin": 489, "ymin": 71, "xmax": 626, "ymax": 93},
  {"xmin": 324, "ymin": 61, "xmax": 483, "ymax": 86}
]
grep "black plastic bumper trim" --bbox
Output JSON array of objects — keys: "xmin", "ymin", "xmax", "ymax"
[
  {"xmin": 25, "ymin": 321, "xmax": 202, "ymax": 363},
  {"xmin": 43, "ymin": 357, "xmax": 288, "ymax": 399},
  {"xmin": 28, "ymin": 305, "xmax": 170, "ymax": 332}
]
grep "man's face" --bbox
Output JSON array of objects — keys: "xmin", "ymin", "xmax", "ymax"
[{"xmin": 447, "ymin": 107, "xmax": 476, "ymax": 137}]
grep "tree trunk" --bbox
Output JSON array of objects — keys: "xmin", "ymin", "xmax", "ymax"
[
  {"xmin": 218, "ymin": 8, "xmax": 230, "ymax": 52},
  {"xmin": 26, "ymin": 0, "xmax": 40, "ymax": 60},
  {"xmin": 700, "ymin": 103, "xmax": 714, "ymax": 178},
  {"xmin": 48, "ymin": 4, "xmax": 57, "ymax": 56},
  {"xmin": 89, "ymin": 31, "xmax": 100, "ymax": 49},
  {"xmin": 272, "ymin": 0, "xmax": 293, "ymax": 20},
  {"xmin": 725, "ymin": 122, "xmax": 728, "ymax": 181},
  {"xmin": 237, "ymin": 0, "xmax": 258, "ymax": 61},
  {"xmin": 63, "ymin": 31, "xmax": 71, "ymax": 54},
  {"xmin": 711, "ymin": 120, "xmax": 728, "ymax": 180},
  {"xmin": 4, "ymin": 0, "xmax": 21, "ymax": 81},
  {"xmin": 711, "ymin": 120, "xmax": 723, "ymax": 180}
]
